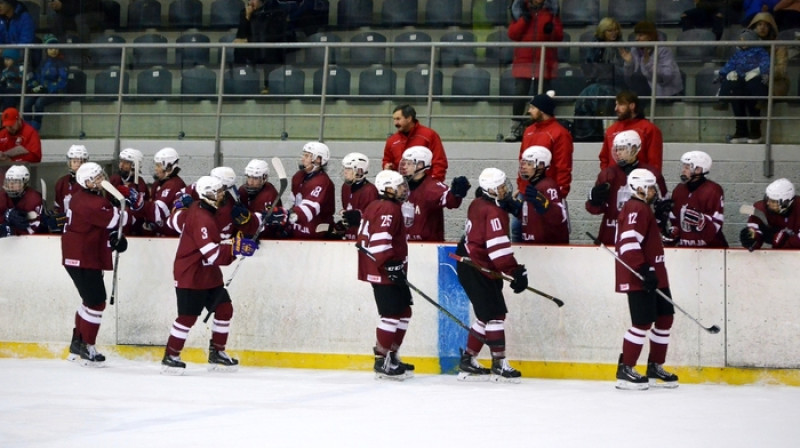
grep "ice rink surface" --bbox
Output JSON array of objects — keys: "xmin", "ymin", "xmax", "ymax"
[{"xmin": 1, "ymin": 357, "xmax": 798, "ymax": 448}]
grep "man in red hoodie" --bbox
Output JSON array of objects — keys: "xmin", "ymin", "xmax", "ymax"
[{"xmin": 598, "ymin": 90, "xmax": 663, "ymax": 173}]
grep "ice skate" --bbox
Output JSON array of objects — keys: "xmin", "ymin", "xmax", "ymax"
[
  {"xmin": 78, "ymin": 343, "xmax": 106, "ymax": 368},
  {"xmin": 390, "ymin": 352, "xmax": 414, "ymax": 378},
  {"xmin": 67, "ymin": 333, "xmax": 81, "ymax": 362},
  {"xmin": 457, "ymin": 350, "xmax": 491, "ymax": 382},
  {"xmin": 161, "ymin": 352, "xmax": 187, "ymax": 375},
  {"xmin": 373, "ymin": 349, "xmax": 405, "ymax": 381},
  {"xmin": 615, "ymin": 355, "xmax": 648, "ymax": 390},
  {"xmin": 208, "ymin": 345, "xmax": 239, "ymax": 372},
  {"xmin": 490, "ymin": 358, "xmax": 521, "ymax": 384},
  {"xmin": 647, "ymin": 362, "xmax": 679, "ymax": 389}
]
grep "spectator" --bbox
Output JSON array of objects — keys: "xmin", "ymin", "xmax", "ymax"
[
  {"xmin": 661, "ymin": 151, "xmax": 728, "ymax": 248},
  {"xmin": 740, "ymin": 178, "xmax": 800, "ymax": 250},
  {"xmin": 599, "ymin": 91, "xmax": 664, "ymax": 173},
  {"xmin": 748, "ymin": 12, "xmax": 789, "ymax": 97},
  {"xmin": 0, "ymin": 106, "xmax": 41, "ymax": 163},
  {"xmin": 234, "ymin": 0, "xmax": 294, "ymax": 94},
  {"xmin": 237, "ymin": 158, "xmax": 282, "ymax": 239},
  {"xmin": 773, "ymin": 0, "xmax": 800, "ymax": 30},
  {"xmin": 285, "ymin": 141, "xmax": 335, "ymax": 239},
  {"xmin": 46, "ymin": 0, "xmax": 104, "ymax": 46},
  {"xmin": 680, "ymin": 1, "xmax": 733, "ymax": 40},
  {"xmin": 334, "ymin": 152, "xmax": 378, "ymax": 240},
  {"xmin": 0, "ymin": 0, "xmax": 36, "ymax": 47},
  {"xmin": 24, "ymin": 34, "xmax": 68, "ymax": 131},
  {"xmin": 621, "ymin": 21, "xmax": 684, "ymax": 98},
  {"xmin": 0, "ymin": 48, "xmax": 21, "ymax": 111},
  {"xmin": 504, "ymin": 0, "xmax": 563, "ymax": 142},
  {"xmin": 582, "ymin": 17, "xmax": 626, "ymax": 90},
  {"xmin": 741, "ymin": 0, "xmax": 780, "ymax": 24},
  {"xmin": 517, "ymin": 146, "xmax": 569, "ymax": 244},
  {"xmin": 398, "ymin": 146, "xmax": 469, "ymax": 242},
  {"xmin": 0, "ymin": 164, "xmax": 42, "ymax": 237},
  {"xmin": 586, "ymin": 130, "xmax": 667, "ymax": 246},
  {"xmin": 718, "ymin": 29, "xmax": 771, "ymax": 144},
  {"xmin": 383, "ymin": 104, "xmax": 448, "ymax": 182}
]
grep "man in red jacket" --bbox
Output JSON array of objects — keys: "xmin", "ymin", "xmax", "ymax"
[
  {"xmin": 0, "ymin": 107, "xmax": 42, "ymax": 163},
  {"xmin": 599, "ymin": 91, "xmax": 664, "ymax": 173},
  {"xmin": 504, "ymin": 0, "xmax": 563, "ymax": 142},
  {"xmin": 383, "ymin": 104, "xmax": 448, "ymax": 182}
]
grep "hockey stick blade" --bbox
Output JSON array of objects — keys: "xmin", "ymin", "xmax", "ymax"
[
  {"xmin": 585, "ymin": 232, "xmax": 721, "ymax": 334},
  {"xmin": 101, "ymin": 180, "xmax": 126, "ymax": 306},
  {"xmin": 447, "ymin": 252, "xmax": 564, "ymax": 307}
]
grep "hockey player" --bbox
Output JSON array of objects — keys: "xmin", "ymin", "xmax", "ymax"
[
  {"xmin": 334, "ymin": 152, "xmax": 378, "ymax": 240},
  {"xmin": 161, "ymin": 176, "xmax": 258, "ymax": 374},
  {"xmin": 109, "ymin": 148, "xmax": 149, "ymax": 235},
  {"xmin": 61, "ymin": 162, "xmax": 133, "ymax": 366},
  {"xmin": 285, "ymin": 142, "xmax": 335, "ymax": 239},
  {"xmin": 0, "ymin": 165, "xmax": 43, "ymax": 237},
  {"xmin": 237, "ymin": 159, "xmax": 281, "ymax": 239},
  {"xmin": 517, "ymin": 145, "xmax": 570, "ymax": 244},
  {"xmin": 356, "ymin": 170, "xmax": 414, "ymax": 380},
  {"xmin": 455, "ymin": 167, "xmax": 527, "ymax": 383},
  {"xmin": 397, "ymin": 146, "xmax": 470, "ymax": 242},
  {"xmin": 586, "ymin": 130, "xmax": 667, "ymax": 246},
  {"xmin": 54, "ymin": 144, "xmax": 88, "ymax": 215},
  {"xmin": 135, "ymin": 147, "xmax": 186, "ymax": 236},
  {"xmin": 740, "ymin": 178, "xmax": 800, "ymax": 250},
  {"xmin": 614, "ymin": 168, "xmax": 678, "ymax": 390},
  {"xmin": 662, "ymin": 151, "xmax": 728, "ymax": 248}
]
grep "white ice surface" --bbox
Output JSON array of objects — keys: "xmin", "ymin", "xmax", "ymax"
[{"xmin": 1, "ymin": 358, "xmax": 798, "ymax": 447}]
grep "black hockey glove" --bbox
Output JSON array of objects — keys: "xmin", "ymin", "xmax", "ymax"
[
  {"xmin": 4, "ymin": 208, "xmax": 29, "ymax": 230},
  {"xmin": 450, "ymin": 176, "xmax": 471, "ymax": 199},
  {"xmin": 588, "ymin": 182, "xmax": 611, "ymax": 206},
  {"xmin": 638, "ymin": 265, "xmax": 658, "ymax": 293},
  {"xmin": 109, "ymin": 231, "xmax": 128, "ymax": 253},
  {"xmin": 739, "ymin": 227, "xmax": 758, "ymax": 249},
  {"xmin": 509, "ymin": 265, "xmax": 528, "ymax": 294},
  {"xmin": 653, "ymin": 199, "xmax": 673, "ymax": 223},
  {"xmin": 43, "ymin": 211, "xmax": 67, "ymax": 233},
  {"xmin": 231, "ymin": 204, "xmax": 252, "ymax": 226},
  {"xmin": 0, "ymin": 223, "xmax": 12, "ymax": 238},
  {"xmin": 524, "ymin": 184, "xmax": 550, "ymax": 214},
  {"xmin": 265, "ymin": 206, "xmax": 288, "ymax": 227},
  {"xmin": 384, "ymin": 259, "xmax": 406, "ymax": 286},
  {"xmin": 498, "ymin": 195, "xmax": 523, "ymax": 217},
  {"xmin": 342, "ymin": 209, "xmax": 362, "ymax": 228}
]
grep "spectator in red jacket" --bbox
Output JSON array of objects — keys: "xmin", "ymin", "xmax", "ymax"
[
  {"xmin": 0, "ymin": 107, "xmax": 41, "ymax": 163},
  {"xmin": 598, "ymin": 91, "xmax": 663, "ymax": 173},
  {"xmin": 383, "ymin": 104, "xmax": 448, "ymax": 182},
  {"xmin": 504, "ymin": 0, "xmax": 563, "ymax": 142}
]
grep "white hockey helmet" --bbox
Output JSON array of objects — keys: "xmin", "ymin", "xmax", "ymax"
[
  {"xmin": 119, "ymin": 147, "xmax": 144, "ymax": 165},
  {"xmin": 195, "ymin": 175, "xmax": 224, "ymax": 208},
  {"xmin": 479, "ymin": 167, "xmax": 510, "ymax": 201},
  {"xmin": 613, "ymin": 130, "xmax": 642, "ymax": 166},
  {"xmin": 76, "ymin": 162, "xmax": 106, "ymax": 190},
  {"xmin": 374, "ymin": 169, "xmax": 408, "ymax": 201},
  {"xmin": 245, "ymin": 159, "xmax": 269, "ymax": 179},
  {"xmin": 3, "ymin": 165, "xmax": 30, "ymax": 198},
  {"xmin": 628, "ymin": 168, "xmax": 657, "ymax": 201},
  {"xmin": 521, "ymin": 145, "xmax": 552, "ymax": 168},
  {"xmin": 342, "ymin": 152, "xmax": 369, "ymax": 183},
  {"xmin": 401, "ymin": 146, "xmax": 433, "ymax": 169},
  {"xmin": 210, "ymin": 166, "xmax": 237, "ymax": 189},
  {"xmin": 680, "ymin": 151, "xmax": 712, "ymax": 175},
  {"xmin": 66, "ymin": 144, "xmax": 89, "ymax": 161},
  {"xmin": 154, "ymin": 147, "xmax": 180, "ymax": 171},
  {"xmin": 765, "ymin": 178, "xmax": 795, "ymax": 214},
  {"xmin": 302, "ymin": 141, "xmax": 330, "ymax": 166}
]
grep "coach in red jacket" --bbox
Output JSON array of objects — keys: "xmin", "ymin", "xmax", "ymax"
[{"xmin": 383, "ymin": 104, "xmax": 448, "ymax": 182}]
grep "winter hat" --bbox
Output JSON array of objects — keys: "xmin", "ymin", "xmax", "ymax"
[
  {"xmin": 43, "ymin": 34, "xmax": 59, "ymax": 45},
  {"xmin": 529, "ymin": 90, "xmax": 556, "ymax": 116},
  {"xmin": 3, "ymin": 48, "xmax": 19, "ymax": 62},
  {"xmin": 739, "ymin": 29, "xmax": 760, "ymax": 42}
]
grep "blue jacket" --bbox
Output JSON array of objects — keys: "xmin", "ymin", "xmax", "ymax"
[
  {"xmin": 29, "ymin": 56, "xmax": 68, "ymax": 94},
  {"xmin": 719, "ymin": 46, "xmax": 771, "ymax": 77},
  {"xmin": 0, "ymin": 4, "xmax": 36, "ymax": 44}
]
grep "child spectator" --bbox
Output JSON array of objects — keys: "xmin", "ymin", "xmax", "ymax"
[
  {"xmin": 0, "ymin": 48, "xmax": 21, "ymax": 111},
  {"xmin": 24, "ymin": 34, "xmax": 68, "ymax": 131}
]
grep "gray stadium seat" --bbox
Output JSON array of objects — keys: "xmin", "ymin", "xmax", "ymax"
[
  {"xmin": 181, "ymin": 66, "xmax": 217, "ymax": 100},
  {"xmin": 93, "ymin": 68, "xmax": 130, "ymax": 101},
  {"xmin": 176, "ymin": 33, "xmax": 211, "ymax": 68},
  {"xmin": 404, "ymin": 66, "xmax": 443, "ymax": 98},
  {"xmin": 450, "ymin": 66, "xmax": 491, "ymax": 101},
  {"xmin": 482, "ymin": 0, "xmax": 510, "ymax": 26},
  {"xmin": 426, "ymin": 0, "xmax": 463, "ymax": 27},
  {"xmin": 169, "ymin": 0, "xmax": 203, "ymax": 29},
  {"xmin": 128, "ymin": 0, "xmax": 163, "ymax": 29},
  {"xmin": 609, "ymin": 0, "xmax": 647, "ymax": 26},
  {"xmin": 102, "ymin": 0, "xmax": 121, "ymax": 29},
  {"xmin": 440, "ymin": 31, "xmax": 476, "ymax": 67},
  {"xmin": 550, "ymin": 65, "xmax": 587, "ymax": 98},
  {"xmin": 268, "ymin": 66, "xmax": 305, "ymax": 95},
  {"xmin": 304, "ymin": 32, "xmax": 342, "ymax": 66},
  {"xmin": 349, "ymin": 31, "xmax": 388, "ymax": 66},
  {"xmin": 495, "ymin": 68, "xmax": 515, "ymax": 104},
  {"xmin": 210, "ymin": 0, "xmax": 244, "ymax": 29},
  {"xmin": 675, "ymin": 28, "xmax": 717, "ymax": 63},
  {"xmin": 687, "ymin": 65, "xmax": 721, "ymax": 103},
  {"xmin": 560, "ymin": 0, "xmax": 598, "ymax": 27},
  {"xmin": 136, "ymin": 67, "xmax": 173, "ymax": 98},
  {"xmin": 218, "ymin": 33, "xmax": 236, "ymax": 65},
  {"xmin": 66, "ymin": 68, "xmax": 87, "ymax": 100},
  {"xmin": 655, "ymin": 0, "xmax": 695, "ymax": 26},
  {"xmin": 337, "ymin": 0, "xmax": 373, "ymax": 28},
  {"xmin": 358, "ymin": 66, "xmax": 397, "ymax": 98},
  {"xmin": 133, "ymin": 33, "xmax": 168, "ymax": 68},
  {"xmin": 382, "ymin": 0, "xmax": 417, "ymax": 27},
  {"xmin": 558, "ymin": 33, "xmax": 571, "ymax": 64},
  {"xmin": 313, "ymin": 66, "xmax": 351, "ymax": 97},
  {"xmin": 224, "ymin": 65, "xmax": 261, "ymax": 96},
  {"xmin": 393, "ymin": 31, "xmax": 432, "ymax": 66},
  {"xmin": 484, "ymin": 29, "xmax": 513, "ymax": 66},
  {"xmin": 89, "ymin": 34, "xmax": 126, "ymax": 67}
]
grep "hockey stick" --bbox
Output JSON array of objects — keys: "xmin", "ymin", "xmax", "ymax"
[
  {"xmin": 355, "ymin": 244, "xmax": 501, "ymax": 346},
  {"xmin": 102, "ymin": 180, "xmax": 126, "ymax": 306},
  {"xmin": 27, "ymin": 179, "xmax": 47, "ymax": 221},
  {"xmin": 586, "ymin": 232, "xmax": 721, "ymax": 334},
  {"xmin": 447, "ymin": 253, "xmax": 564, "ymax": 307}
]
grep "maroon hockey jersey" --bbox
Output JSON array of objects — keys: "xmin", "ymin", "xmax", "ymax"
[
  {"xmin": 0, "ymin": 188, "xmax": 43, "ymax": 235},
  {"xmin": 341, "ymin": 181, "xmax": 379, "ymax": 240},
  {"xmin": 54, "ymin": 174, "xmax": 80, "ymax": 214},
  {"xmin": 406, "ymin": 175, "xmax": 463, "ymax": 242},
  {"xmin": 173, "ymin": 202, "xmax": 236, "ymax": 289},
  {"xmin": 356, "ymin": 198, "xmax": 408, "ymax": 285},
  {"xmin": 238, "ymin": 182, "xmax": 281, "ymax": 239},
  {"xmin": 61, "ymin": 189, "xmax": 120, "ymax": 270},
  {"xmin": 615, "ymin": 197, "xmax": 670, "ymax": 293},
  {"xmin": 137, "ymin": 173, "xmax": 186, "ymax": 237},
  {"xmin": 463, "ymin": 197, "xmax": 520, "ymax": 276},
  {"xmin": 520, "ymin": 176, "xmax": 569, "ymax": 244},
  {"xmin": 290, "ymin": 170, "xmax": 335, "ymax": 239},
  {"xmin": 670, "ymin": 179, "xmax": 728, "ymax": 248},
  {"xmin": 745, "ymin": 198, "xmax": 800, "ymax": 250}
]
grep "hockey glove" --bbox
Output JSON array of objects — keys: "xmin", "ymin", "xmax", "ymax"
[
  {"xmin": 638, "ymin": 265, "xmax": 658, "ymax": 293},
  {"xmin": 232, "ymin": 232, "xmax": 258, "ymax": 257},
  {"xmin": 450, "ymin": 176, "xmax": 471, "ymax": 199},
  {"xmin": 4, "ymin": 208, "xmax": 29, "ymax": 230},
  {"xmin": 682, "ymin": 208, "xmax": 706, "ymax": 231},
  {"xmin": 588, "ymin": 182, "xmax": 611, "ymax": 206},
  {"xmin": 109, "ymin": 231, "xmax": 128, "ymax": 253},
  {"xmin": 342, "ymin": 209, "xmax": 362, "ymax": 228},
  {"xmin": 509, "ymin": 265, "xmax": 528, "ymax": 294},
  {"xmin": 43, "ymin": 211, "xmax": 67, "ymax": 233},
  {"xmin": 173, "ymin": 193, "xmax": 194, "ymax": 210},
  {"xmin": 265, "ymin": 206, "xmax": 288, "ymax": 227},
  {"xmin": 0, "ymin": 223, "xmax": 12, "ymax": 238},
  {"xmin": 524, "ymin": 184, "xmax": 550, "ymax": 214},
  {"xmin": 231, "ymin": 204, "xmax": 252, "ymax": 226},
  {"xmin": 653, "ymin": 199, "xmax": 674, "ymax": 224},
  {"xmin": 384, "ymin": 259, "xmax": 406, "ymax": 285},
  {"xmin": 739, "ymin": 227, "xmax": 759, "ymax": 249},
  {"xmin": 125, "ymin": 187, "xmax": 144, "ymax": 211},
  {"xmin": 498, "ymin": 195, "xmax": 523, "ymax": 217},
  {"xmin": 662, "ymin": 225, "xmax": 679, "ymax": 246},
  {"xmin": 771, "ymin": 228, "xmax": 794, "ymax": 248}
]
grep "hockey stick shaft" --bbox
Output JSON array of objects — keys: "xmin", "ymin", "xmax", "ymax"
[
  {"xmin": 355, "ymin": 244, "xmax": 501, "ymax": 346},
  {"xmin": 447, "ymin": 252, "xmax": 564, "ymax": 307},
  {"xmin": 102, "ymin": 180, "xmax": 126, "ymax": 306},
  {"xmin": 585, "ymin": 232, "xmax": 720, "ymax": 334}
]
